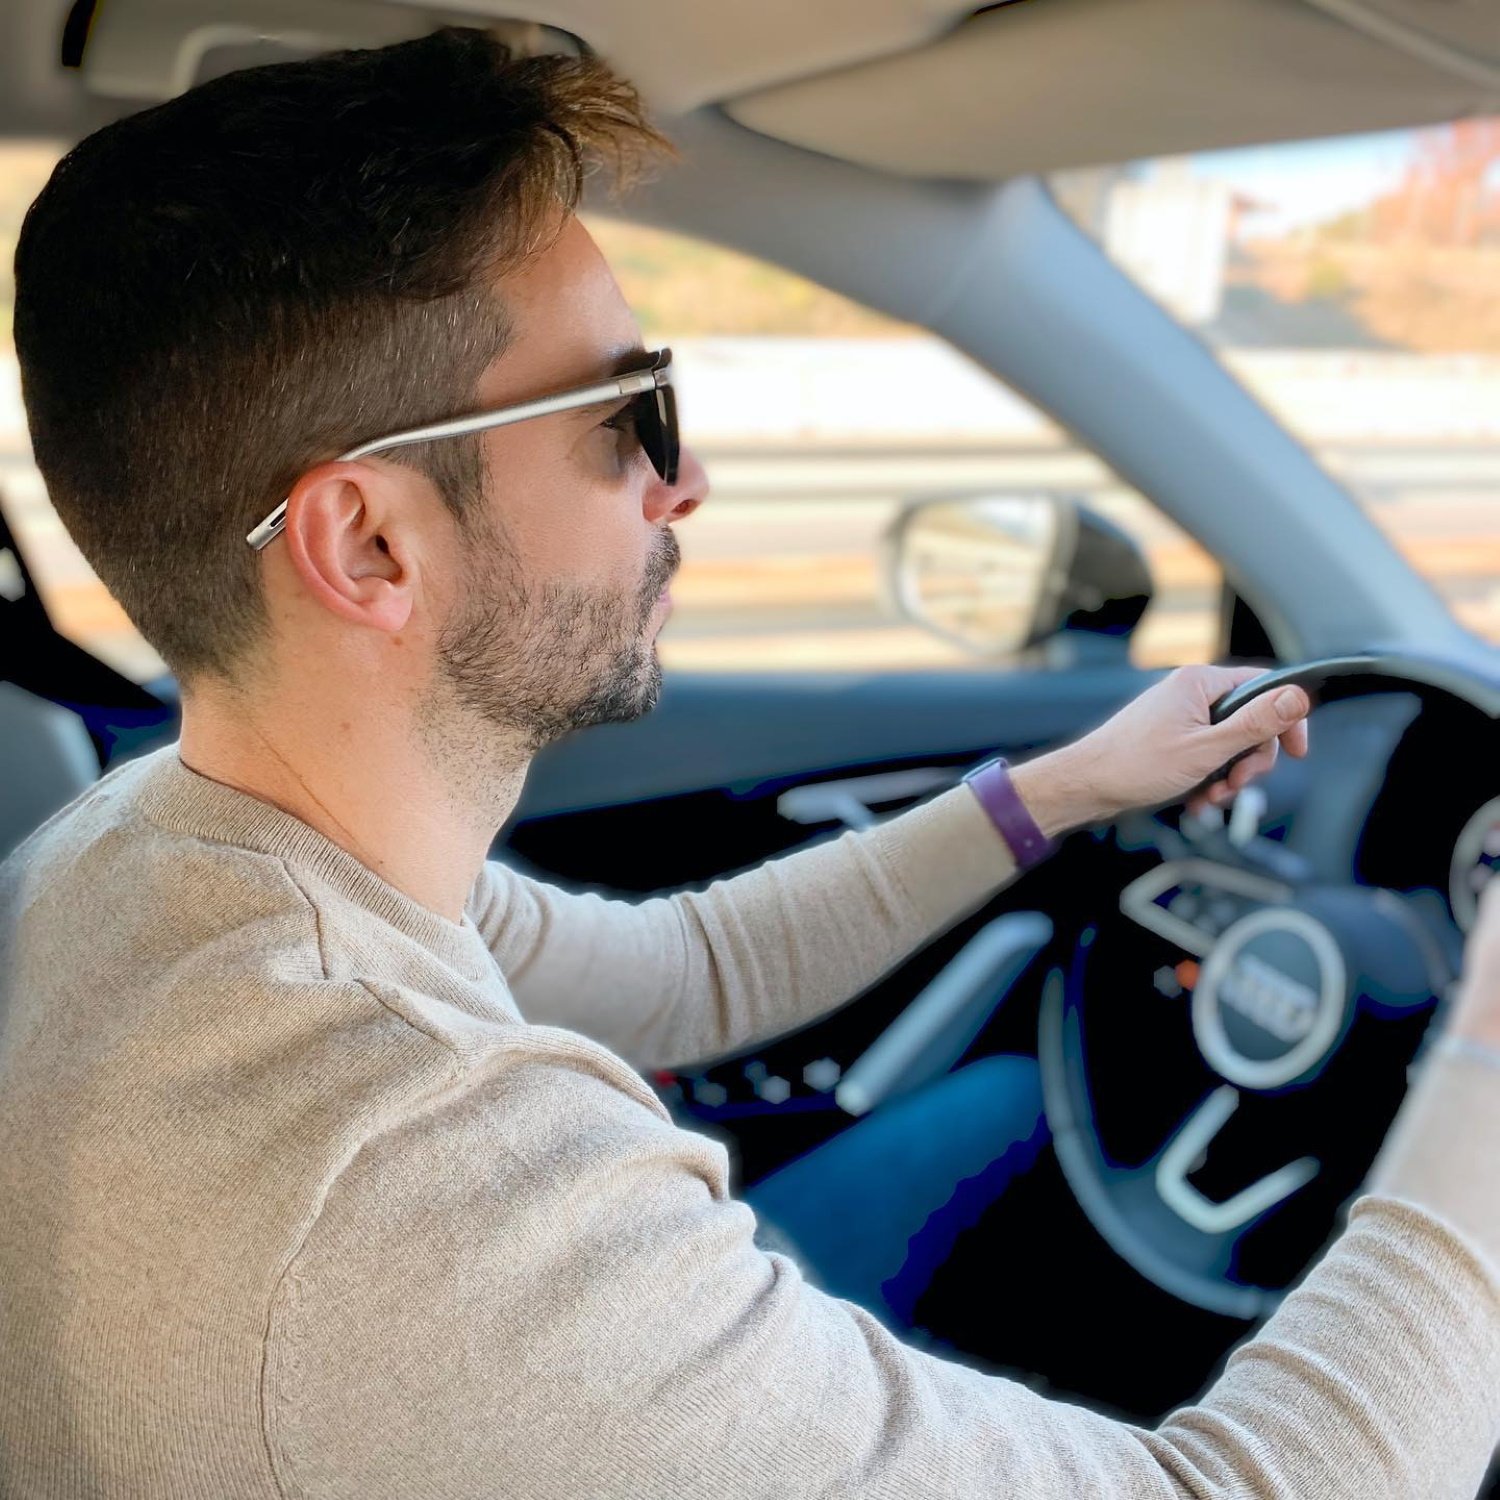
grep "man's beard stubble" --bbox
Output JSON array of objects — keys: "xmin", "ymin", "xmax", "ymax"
[{"xmin": 433, "ymin": 515, "xmax": 680, "ymax": 753}]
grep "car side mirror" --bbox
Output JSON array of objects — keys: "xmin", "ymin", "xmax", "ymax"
[{"xmin": 881, "ymin": 493, "xmax": 1154, "ymax": 663}]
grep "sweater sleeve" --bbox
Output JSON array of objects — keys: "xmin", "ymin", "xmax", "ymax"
[
  {"xmin": 1363, "ymin": 1034, "xmax": 1500, "ymax": 1284},
  {"xmin": 265, "ymin": 1041, "xmax": 1500, "ymax": 1500},
  {"xmin": 468, "ymin": 783, "xmax": 1021, "ymax": 1071}
]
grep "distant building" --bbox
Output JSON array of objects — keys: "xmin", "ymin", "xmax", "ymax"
[{"xmin": 1103, "ymin": 161, "xmax": 1234, "ymax": 324}]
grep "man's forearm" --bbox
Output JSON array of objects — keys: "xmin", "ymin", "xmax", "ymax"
[
  {"xmin": 649, "ymin": 753, "xmax": 1102, "ymax": 1064},
  {"xmin": 643, "ymin": 780, "xmax": 1031, "ymax": 1070},
  {"xmin": 482, "ymin": 775, "xmax": 1031, "ymax": 1072}
]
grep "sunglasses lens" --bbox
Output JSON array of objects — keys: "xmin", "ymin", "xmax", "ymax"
[
  {"xmin": 634, "ymin": 382, "xmax": 678, "ymax": 486},
  {"xmin": 651, "ymin": 383, "xmax": 679, "ymax": 486}
]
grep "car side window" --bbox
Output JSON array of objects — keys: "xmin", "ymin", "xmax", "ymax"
[
  {"xmin": 0, "ymin": 143, "xmax": 1221, "ymax": 686},
  {"xmin": 589, "ymin": 216, "xmax": 1223, "ymax": 674}
]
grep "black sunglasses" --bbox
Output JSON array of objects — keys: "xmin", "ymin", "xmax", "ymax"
[{"xmin": 248, "ymin": 347, "xmax": 679, "ymax": 552}]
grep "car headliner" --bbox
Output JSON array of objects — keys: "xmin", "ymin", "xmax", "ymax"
[{"xmin": 1, "ymin": 0, "xmax": 1496, "ymax": 172}]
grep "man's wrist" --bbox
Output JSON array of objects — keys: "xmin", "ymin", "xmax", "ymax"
[{"xmin": 1005, "ymin": 748, "xmax": 1107, "ymax": 840}]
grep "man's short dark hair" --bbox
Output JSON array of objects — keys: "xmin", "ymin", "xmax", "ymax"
[{"xmin": 13, "ymin": 27, "xmax": 666, "ymax": 693}]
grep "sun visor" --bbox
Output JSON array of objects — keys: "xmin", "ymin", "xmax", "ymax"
[
  {"xmin": 1298, "ymin": 0, "xmax": 1499, "ymax": 86},
  {"xmin": 725, "ymin": 0, "xmax": 1497, "ymax": 180}
]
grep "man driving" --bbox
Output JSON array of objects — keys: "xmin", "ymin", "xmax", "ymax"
[{"xmin": 2, "ymin": 28, "xmax": 1497, "ymax": 1498}]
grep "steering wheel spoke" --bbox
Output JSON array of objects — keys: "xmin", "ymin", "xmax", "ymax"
[{"xmin": 1154, "ymin": 1085, "xmax": 1320, "ymax": 1236}]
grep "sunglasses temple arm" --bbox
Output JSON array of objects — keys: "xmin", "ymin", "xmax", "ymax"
[{"xmin": 246, "ymin": 361, "xmax": 670, "ymax": 551}]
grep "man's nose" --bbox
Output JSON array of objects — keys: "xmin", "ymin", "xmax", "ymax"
[{"xmin": 645, "ymin": 441, "xmax": 709, "ymax": 525}]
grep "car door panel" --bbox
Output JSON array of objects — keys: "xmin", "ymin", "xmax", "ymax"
[{"xmin": 503, "ymin": 664, "xmax": 1156, "ymax": 890}]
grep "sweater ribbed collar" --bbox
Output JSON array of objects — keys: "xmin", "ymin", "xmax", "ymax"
[{"xmin": 131, "ymin": 743, "xmax": 494, "ymax": 979}]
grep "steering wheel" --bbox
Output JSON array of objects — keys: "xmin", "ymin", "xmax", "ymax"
[{"xmin": 1037, "ymin": 653, "xmax": 1496, "ymax": 1320}]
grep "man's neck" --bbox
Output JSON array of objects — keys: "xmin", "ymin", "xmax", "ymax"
[{"xmin": 177, "ymin": 694, "xmax": 529, "ymax": 924}]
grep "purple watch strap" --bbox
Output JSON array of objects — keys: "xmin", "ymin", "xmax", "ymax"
[{"xmin": 962, "ymin": 757, "xmax": 1056, "ymax": 870}]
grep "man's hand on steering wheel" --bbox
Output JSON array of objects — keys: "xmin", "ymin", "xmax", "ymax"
[{"xmin": 1011, "ymin": 664, "xmax": 1312, "ymax": 836}]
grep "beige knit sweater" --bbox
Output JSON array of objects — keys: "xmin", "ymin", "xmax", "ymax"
[{"xmin": 1, "ymin": 743, "xmax": 1497, "ymax": 1499}]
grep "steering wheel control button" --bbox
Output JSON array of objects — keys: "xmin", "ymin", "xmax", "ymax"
[
  {"xmin": 754, "ymin": 1075, "xmax": 792, "ymax": 1105},
  {"xmin": 1193, "ymin": 908, "xmax": 1347, "ymax": 1090},
  {"xmin": 802, "ymin": 1058, "xmax": 841, "ymax": 1092},
  {"xmin": 1207, "ymin": 897, "xmax": 1242, "ymax": 933},
  {"xmin": 1153, "ymin": 965, "xmax": 1183, "ymax": 999}
]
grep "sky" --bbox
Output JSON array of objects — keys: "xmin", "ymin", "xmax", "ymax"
[{"xmin": 1185, "ymin": 127, "xmax": 1421, "ymax": 235}]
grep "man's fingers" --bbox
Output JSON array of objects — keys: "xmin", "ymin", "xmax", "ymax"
[
  {"xmin": 1228, "ymin": 742, "xmax": 1276, "ymax": 789},
  {"xmin": 1278, "ymin": 717, "xmax": 1310, "ymax": 758},
  {"xmin": 1203, "ymin": 663, "xmax": 1274, "ymax": 695},
  {"xmin": 1217, "ymin": 684, "xmax": 1310, "ymax": 753}
]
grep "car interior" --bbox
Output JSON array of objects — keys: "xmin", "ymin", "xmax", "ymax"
[{"xmin": 3, "ymin": 0, "xmax": 1500, "ymax": 1476}]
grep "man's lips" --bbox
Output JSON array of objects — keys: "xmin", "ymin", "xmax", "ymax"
[{"xmin": 647, "ymin": 552, "xmax": 678, "ymax": 617}]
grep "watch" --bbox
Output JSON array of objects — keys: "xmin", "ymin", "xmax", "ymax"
[{"xmin": 961, "ymin": 756, "xmax": 1057, "ymax": 871}]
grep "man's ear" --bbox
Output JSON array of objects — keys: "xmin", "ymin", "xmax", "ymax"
[{"xmin": 274, "ymin": 459, "xmax": 416, "ymax": 635}]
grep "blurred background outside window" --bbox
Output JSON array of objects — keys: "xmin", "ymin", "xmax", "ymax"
[
  {"xmin": 3, "ymin": 116, "xmax": 1497, "ymax": 683},
  {"xmin": 1052, "ymin": 117, "xmax": 1500, "ymax": 644}
]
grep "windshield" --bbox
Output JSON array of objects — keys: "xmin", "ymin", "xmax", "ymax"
[{"xmin": 1052, "ymin": 119, "xmax": 1500, "ymax": 644}]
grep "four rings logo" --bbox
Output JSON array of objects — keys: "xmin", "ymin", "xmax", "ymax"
[{"xmin": 1218, "ymin": 953, "xmax": 1319, "ymax": 1045}]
